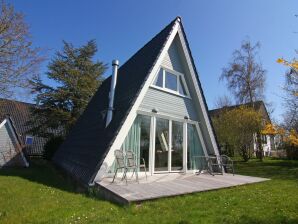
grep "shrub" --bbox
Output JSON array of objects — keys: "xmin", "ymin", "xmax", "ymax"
[
  {"xmin": 43, "ymin": 136, "xmax": 64, "ymax": 160},
  {"xmin": 285, "ymin": 143, "xmax": 298, "ymax": 160}
]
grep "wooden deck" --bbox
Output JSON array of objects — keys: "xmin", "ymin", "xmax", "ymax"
[{"xmin": 96, "ymin": 173, "xmax": 269, "ymax": 204}]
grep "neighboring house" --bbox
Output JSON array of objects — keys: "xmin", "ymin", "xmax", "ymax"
[
  {"xmin": 0, "ymin": 116, "xmax": 29, "ymax": 167},
  {"xmin": 0, "ymin": 98, "xmax": 47, "ymax": 157},
  {"xmin": 53, "ymin": 17, "xmax": 220, "ymax": 186},
  {"xmin": 209, "ymin": 101, "xmax": 275, "ymax": 156}
]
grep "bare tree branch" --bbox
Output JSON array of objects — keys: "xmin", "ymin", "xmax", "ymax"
[
  {"xmin": 0, "ymin": 1, "xmax": 44, "ymax": 98},
  {"xmin": 220, "ymin": 39, "xmax": 266, "ymax": 105}
]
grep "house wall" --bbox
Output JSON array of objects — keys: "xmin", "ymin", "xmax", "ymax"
[
  {"xmin": 140, "ymin": 37, "xmax": 198, "ymax": 120},
  {"xmin": 139, "ymin": 35, "xmax": 217, "ymax": 155},
  {"xmin": 162, "ymin": 38, "xmax": 184, "ymax": 73},
  {"xmin": 0, "ymin": 121, "xmax": 26, "ymax": 167},
  {"xmin": 253, "ymin": 134, "xmax": 274, "ymax": 156},
  {"xmin": 140, "ymin": 88, "xmax": 198, "ymax": 120}
]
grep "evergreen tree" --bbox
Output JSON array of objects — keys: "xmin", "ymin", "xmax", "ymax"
[{"xmin": 30, "ymin": 40, "xmax": 107, "ymax": 137}]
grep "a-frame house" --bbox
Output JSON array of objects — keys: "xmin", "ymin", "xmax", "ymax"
[
  {"xmin": 54, "ymin": 17, "xmax": 221, "ymax": 186},
  {"xmin": 0, "ymin": 116, "xmax": 29, "ymax": 167}
]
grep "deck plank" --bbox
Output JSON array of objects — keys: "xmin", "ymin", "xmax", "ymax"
[{"xmin": 97, "ymin": 173, "xmax": 269, "ymax": 203}]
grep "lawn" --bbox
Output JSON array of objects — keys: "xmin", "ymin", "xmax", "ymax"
[{"xmin": 0, "ymin": 159, "xmax": 298, "ymax": 224}]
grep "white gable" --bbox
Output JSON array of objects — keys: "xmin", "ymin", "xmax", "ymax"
[
  {"xmin": 161, "ymin": 36, "xmax": 184, "ymax": 73},
  {"xmin": 94, "ymin": 19, "xmax": 220, "ymax": 182},
  {"xmin": 140, "ymin": 34, "xmax": 197, "ymax": 120}
]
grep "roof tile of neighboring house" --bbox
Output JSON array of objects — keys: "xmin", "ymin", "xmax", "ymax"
[
  {"xmin": 209, "ymin": 100, "xmax": 271, "ymax": 122},
  {"xmin": 0, "ymin": 98, "xmax": 47, "ymax": 156}
]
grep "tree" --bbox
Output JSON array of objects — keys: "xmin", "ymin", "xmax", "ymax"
[
  {"xmin": 0, "ymin": 1, "xmax": 43, "ymax": 98},
  {"xmin": 277, "ymin": 57, "xmax": 298, "ymax": 97},
  {"xmin": 214, "ymin": 95, "xmax": 233, "ymax": 108},
  {"xmin": 30, "ymin": 40, "xmax": 107, "ymax": 137},
  {"xmin": 277, "ymin": 56, "xmax": 298, "ymax": 147},
  {"xmin": 220, "ymin": 40, "xmax": 266, "ymax": 105},
  {"xmin": 212, "ymin": 106, "xmax": 263, "ymax": 161}
]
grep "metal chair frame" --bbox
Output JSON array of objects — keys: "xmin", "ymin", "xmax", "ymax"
[
  {"xmin": 194, "ymin": 155, "xmax": 235, "ymax": 176},
  {"xmin": 112, "ymin": 150, "xmax": 148, "ymax": 184},
  {"xmin": 112, "ymin": 150, "xmax": 128, "ymax": 183},
  {"xmin": 125, "ymin": 150, "xmax": 139, "ymax": 183}
]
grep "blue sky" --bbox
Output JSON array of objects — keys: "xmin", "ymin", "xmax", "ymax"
[{"xmin": 8, "ymin": 0, "xmax": 298, "ymax": 122}]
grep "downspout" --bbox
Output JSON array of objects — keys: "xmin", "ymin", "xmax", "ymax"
[{"xmin": 106, "ymin": 60, "xmax": 119, "ymax": 127}]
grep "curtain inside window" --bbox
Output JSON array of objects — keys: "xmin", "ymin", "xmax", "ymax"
[
  {"xmin": 121, "ymin": 116, "xmax": 141, "ymax": 168},
  {"xmin": 110, "ymin": 116, "xmax": 142, "ymax": 173},
  {"xmin": 187, "ymin": 124, "xmax": 206, "ymax": 170}
]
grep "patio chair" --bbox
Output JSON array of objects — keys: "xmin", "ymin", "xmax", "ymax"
[
  {"xmin": 206, "ymin": 155, "xmax": 221, "ymax": 176},
  {"xmin": 125, "ymin": 150, "xmax": 139, "ymax": 183},
  {"xmin": 220, "ymin": 155, "xmax": 235, "ymax": 175},
  {"xmin": 112, "ymin": 150, "xmax": 127, "ymax": 183},
  {"xmin": 140, "ymin": 158, "xmax": 147, "ymax": 180}
]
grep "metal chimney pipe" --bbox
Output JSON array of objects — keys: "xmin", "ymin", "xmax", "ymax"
[{"xmin": 106, "ymin": 59, "xmax": 119, "ymax": 127}]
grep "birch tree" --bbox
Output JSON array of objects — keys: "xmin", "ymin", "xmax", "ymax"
[
  {"xmin": 0, "ymin": 1, "xmax": 43, "ymax": 98},
  {"xmin": 221, "ymin": 40, "xmax": 266, "ymax": 104}
]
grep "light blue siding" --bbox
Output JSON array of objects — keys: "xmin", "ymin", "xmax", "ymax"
[
  {"xmin": 161, "ymin": 36, "xmax": 184, "ymax": 73},
  {"xmin": 140, "ymin": 88, "xmax": 198, "ymax": 120},
  {"xmin": 140, "ymin": 33, "xmax": 217, "ymax": 155},
  {"xmin": 140, "ymin": 36, "xmax": 198, "ymax": 120}
]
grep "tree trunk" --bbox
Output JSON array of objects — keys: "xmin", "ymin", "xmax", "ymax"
[{"xmin": 256, "ymin": 132, "xmax": 263, "ymax": 161}]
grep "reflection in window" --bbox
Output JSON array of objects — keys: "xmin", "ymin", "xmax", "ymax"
[
  {"xmin": 25, "ymin": 135, "xmax": 34, "ymax": 145},
  {"xmin": 171, "ymin": 121, "xmax": 183, "ymax": 171},
  {"xmin": 187, "ymin": 124, "xmax": 205, "ymax": 170},
  {"xmin": 153, "ymin": 67, "xmax": 188, "ymax": 96},
  {"xmin": 153, "ymin": 68, "xmax": 163, "ymax": 87},
  {"xmin": 155, "ymin": 118, "xmax": 169, "ymax": 171},
  {"xmin": 119, "ymin": 114, "xmax": 151, "ymax": 172},
  {"xmin": 165, "ymin": 71, "xmax": 177, "ymax": 91},
  {"xmin": 179, "ymin": 76, "xmax": 187, "ymax": 95}
]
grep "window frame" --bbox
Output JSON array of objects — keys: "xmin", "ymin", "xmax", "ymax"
[
  {"xmin": 25, "ymin": 135, "xmax": 34, "ymax": 145},
  {"xmin": 152, "ymin": 66, "xmax": 190, "ymax": 98}
]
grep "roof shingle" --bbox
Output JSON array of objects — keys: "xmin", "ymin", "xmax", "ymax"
[
  {"xmin": 0, "ymin": 98, "xmax": 47, "ymax": 156},
  {"xmin": 53, "ymin": 17, "xmax": 179, "ymax": 185}
]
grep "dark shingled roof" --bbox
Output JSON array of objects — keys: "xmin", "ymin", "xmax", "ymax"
[
  {"xmin": 53, "ymin": 17, "xmax": 179, "ymax": 185},
  {"xmin": 209, "ymin": 101, "xmax": 271, "ymax": 122},
  {"xmin": 0, "ymin": 98, "xmax": 47, "ymax": 156}
]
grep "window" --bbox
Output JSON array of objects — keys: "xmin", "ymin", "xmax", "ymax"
[
  {"xmin": 152, "ymin": 67, "xmax": 189, "ymax": 97},
  {"xmin": 178, "ymin": 76, "xmax": 186, "ymax": 95},
  {"xmin": 25, "ymin": 135, "xmax": 34, "ymax": 145},
  {"xmin": 154, "ymin": 68, "xmax": 163, "ymax": 87},
  {"xmin": 165, "ymin": 71, "xmax": 177, "ymax": 91}
]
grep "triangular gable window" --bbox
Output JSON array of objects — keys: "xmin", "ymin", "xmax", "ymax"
[
  {"xmin": 178, "ymin": 76, "xmax": 186, "ymax": 95},
  {"xmin": 152, "ymin": 67, "xmax": 189, "ymax": 97},
  {"xmin": 153, "ymin": 68, "xmax": 163, "ymax": 87}
]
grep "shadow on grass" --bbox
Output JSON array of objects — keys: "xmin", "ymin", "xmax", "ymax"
[
  {"xmin": 0, "ymin": 159, "xmax": 77, "ymax": 193},
  {"xmin": 235, "ymin": 158, "xmax": 298, "ymax": 181},
  {"xmin": 0, "ymin": 159, "xmax": 125, "ymax": 207}
]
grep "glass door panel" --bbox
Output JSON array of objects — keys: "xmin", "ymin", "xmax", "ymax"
[
  {"xmin": 187, "ymin": 124, "xmax": 206, "ymax": 170},
  {"xmin": 155, "ymin": 118, "xmax": 169, "ymax": 171},
  {"xmin": 139, "ymin": 115, "xmax": 151, "ymax": 171},
  {"xmin": 120, "ymin": 114, "xmax": 151, "ymax": 172},
  {"xmin": 171, "ymin": 121, "xmax": 183, "ymax": 171}
]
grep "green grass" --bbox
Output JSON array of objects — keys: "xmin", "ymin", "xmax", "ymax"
[{"xmin": 0, "ymin": 158, "xmax": 298, "ymax": 224}]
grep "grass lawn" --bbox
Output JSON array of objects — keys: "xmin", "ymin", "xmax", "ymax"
[{"xmin": 0, "ymin": 158, "xmax": 298, "ymax": 224}]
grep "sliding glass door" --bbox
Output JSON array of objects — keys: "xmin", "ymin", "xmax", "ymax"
[
  {"xmin": 154, "ymin": 118, "xmax": 184, "ymax": 172},
  {"xmin": 187, "ymin": 124, "xmax": 205, "ymax": 170},
  {"xmin": 154, "ymin": 118, "xmax": 169, "ymax": 172},
  {"xmin": 116, "ymin": 113, "xmax": 206, "ymax": 174},
  {"xmin": 120, "ymin": 114, "xmax": 151, "ymax": 172},
  {"xmin": 171, "ymin": 121, "xmax": 184, "ymax": 171}
]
